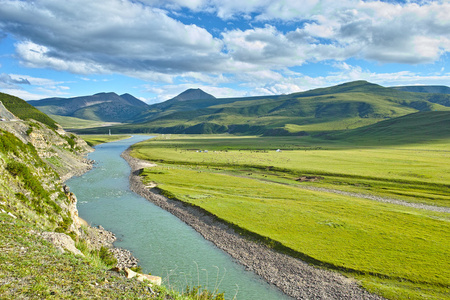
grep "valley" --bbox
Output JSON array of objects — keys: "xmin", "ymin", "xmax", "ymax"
[
  {"xmin": 2, "ymin": 79, "xmax": 449, "ymax": 299},
  {"xmin": 128, "ymin": 134, "xmax": 450, "ymax": 300}
]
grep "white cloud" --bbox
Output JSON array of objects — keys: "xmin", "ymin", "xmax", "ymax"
[
  {"xmin": 0, "ymin": 73, "xmax": 30, "ymax": 87},
  {"xmin": 0, "ymin": 73, "xmax": 70, "ymax": 100},
  {"xmin": 0, "ymin": 0, "xmax": 449, "ymax": 96},
  {"xmin": 0, "ymin": 88, "xmax": 53, "ymax": 100},
  {"xmin": 0, "ymin": 0, "xmax": 224, "ymax": 76}
]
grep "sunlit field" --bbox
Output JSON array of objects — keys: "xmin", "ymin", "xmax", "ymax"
[
  {"xmin": 129, "ymin": 135, "xmax": 450, "ymax": 299},
  {"xmin": 81, "ymin": 134, "xmax": 132, "ymax": 146}
]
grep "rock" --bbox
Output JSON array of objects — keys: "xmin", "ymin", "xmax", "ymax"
[
  {"xmin": 136, "ymin": 274, "xmax": 162, "ymax": 286},
  {"xmin": 124, "ymin": 267, "xmax": 137, "ymax": 279},
  {"xmin": 40, "ymin": 232, "xmax": 84, "ymax": 256}
]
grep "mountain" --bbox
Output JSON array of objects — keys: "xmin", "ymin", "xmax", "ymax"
[
  {"xmin": 29, "ymin": 92, "xmax": 149, "ymax": 123},
  {"xmin": 171, "ymin": 88, "xmax": 215, "ymax": 101},
  {"xmin": 391, "ymin": 85, "xmax": 450, "ymax": 94},
  {"xmin": 80, "ymin": 80, "xmax": 450, "ymax": 135},
  {"xmin": 135, "ymin": 88, "xmax": 217, "ymax": 119}
]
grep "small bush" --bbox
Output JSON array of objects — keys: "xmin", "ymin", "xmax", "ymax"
[
  {"xmin": 98, "ymin": 246, "xmax": 117, "ymax": 267},
  {"xmin": 63, "ymin": 134, "xmax": 77, "ymax": 149},
  {"xmin": 130, "ymin": 266, "xmax": 143, "ymax": 273},
  {"xmin": 184, "ymin": 285, "xmax": 225, "ymax": 300}
]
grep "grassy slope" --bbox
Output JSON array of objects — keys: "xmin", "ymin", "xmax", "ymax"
[
  {"xmin": 0, "ymin": 214, "xmax": 157, "ymax": 299},
  {"xmin": 0, "ymin": 93, "xmax": 58, "ymax": 129},
  {"xmin": 0, "ymin": 118, "xmax": 206, "ymax": 299},
  {"xmin": 76, "ymin": 81, "xmax": 450, "ymax": 135},
  {"xmin": 129, "ymin": 133, "xmax": 450, "ymax": 300},
  {"xmin": 331, "ymin": 111, "xmax": 450, "ymax": 145}
]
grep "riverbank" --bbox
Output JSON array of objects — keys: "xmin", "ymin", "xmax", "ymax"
[
  {"xmin": 62, "ymin": 146, "xmax": 140, "ymax": 270},
  {"xmin": 122, "ymin": 148, "xmax": 385, "ymax": 300}
]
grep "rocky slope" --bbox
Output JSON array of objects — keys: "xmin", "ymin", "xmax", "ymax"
[{"xmin": 0, "ymin": 99, "xmax": 172, "ymax": 299}]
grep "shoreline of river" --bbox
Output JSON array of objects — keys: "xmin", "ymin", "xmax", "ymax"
[
  {"xmin": 64, "ymin": 149, "xmax": 139, "ymax": 270},
  {"xmin": 121, "ymin": 148, "xmax": 385, "ymax": 300}
]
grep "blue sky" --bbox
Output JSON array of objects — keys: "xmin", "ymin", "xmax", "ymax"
[{"xmin": 0, "ymin": 0, "xmax": 449, "ymax": 103}]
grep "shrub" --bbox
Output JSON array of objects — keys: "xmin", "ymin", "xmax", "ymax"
[
  {"xmin": 98, "ymin": 246, "xmax": 117, "ymax": 267},
  {"xmin": 184, "ymin": 286, "xmax": 225, "ymax": 300}
]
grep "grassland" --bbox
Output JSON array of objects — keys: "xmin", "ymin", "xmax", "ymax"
[
  {"xmin": 48, "ymin": 114, "xmax": 122, "ymax": 130},
  {"xmin": 80, "ymin": 134, "xmax": 132, "ymax": 146},
  {"xmin": 129, "ymin": 134, "xmax": 450, "ymax": 300}
]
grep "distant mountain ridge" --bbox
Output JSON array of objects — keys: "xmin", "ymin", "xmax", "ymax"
[
  {"xmin": 29, "ymin": 92, "xmax": 149, "ymax": 123},
  {"xmin": 74, "ymin": 80, "xmax": 450, "ymax": 136},
  {"xmin": 391, "ymin": 85, "xmax": 450, "ymax": 94}
]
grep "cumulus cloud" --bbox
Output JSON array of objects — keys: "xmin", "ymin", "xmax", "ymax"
[
  {"xmin": 0, "ymin": 0, "xmax": 449, "ymax": 94},
  {"xmin": 0, "ymin": 73, "xmax": 70, "ymax": 99},
  {"xmin": 0, "ymin": 0, "xmax": 224, "ymax": 75},
  {"xmin": 0, "ymin": 73, "xmax": 30, "ymax": 87}
]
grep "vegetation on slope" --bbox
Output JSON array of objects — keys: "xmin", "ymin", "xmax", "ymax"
[
  {"xmin": 74, "ymin": 81, "xmax": 450, "ymax": 135},
  {"xmin": 0, "ymin": 129, "xmax": 70, "ymax": 230},
  {"xmin": 130, "ymin": 134, "xmax": 450, "ymax": 300},
  {"xmin": 0, "ymin": 92, "xmax": 58, "ymax": 129},
  {"xmin": 29, "ymin": 92, "xmax": 149, "ymax": 123},
  {"xmin": 0, "ymin": 100, "xmax": 218, "ymax": 299},
  {"xmin": 330, "ymin": 111, "xmax": 450, "ymax": 145}
]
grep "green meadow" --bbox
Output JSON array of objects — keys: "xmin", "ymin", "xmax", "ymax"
[
  {"xmin": 80, "ymin": 134, "xmax": 132, "ymax": 146},
  {"xmin": 49, "ymin": 114, "xmax": 122, "ymax": 130},
  {"xmin": 130, "ymin": 134, "xmax": 450, "ymax": 300}
]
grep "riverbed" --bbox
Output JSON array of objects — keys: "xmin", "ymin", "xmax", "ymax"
[{"xmin": 66, "ymin": 135, "xmax": 290, "ymax": 300}]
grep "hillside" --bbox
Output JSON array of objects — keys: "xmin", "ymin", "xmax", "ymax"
[
  {"xmin": 329, "ymin": 111, "xmax": 450, "ymax": 145},
  {"xmin": 29, "ymin": 92, "xmax": 149, "ymax": 123},
  {"xmin": 392, "ymin": 85, "xmax": 450, "ymax": 94},
  {"xmin": 77, "ymin": 81, "xmax": 450, "ymax": 136},
  {"xmin": 1, "ymin": 92, "xmax": 58, "ymax": 129},
  {"xmin": 0, "ymin": 97, "xmax": 195, "ymax": 299}
]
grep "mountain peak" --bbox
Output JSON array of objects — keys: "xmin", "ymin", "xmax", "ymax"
[{"xmin": 171, "ymin": 88, "xmax": 216, "ymax": 102}]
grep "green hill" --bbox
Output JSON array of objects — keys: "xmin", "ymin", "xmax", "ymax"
[
  {"xmin": 77, "ymin": 81, "xmax": 450, "ymax": 136},
  {"xmin": 29, "ymin": 92, "xmax": 149, "ymax": 123},
  {"xmin": 0, "ymin": 92, "xmax": 58, "ymax": 129},
  {"xmin": 329, "ymin": 111, "xmax": 450, "ymax": 145},
  {"xmin": 391, "ymin": 85, "xmax": 450, "ymax": 94}
]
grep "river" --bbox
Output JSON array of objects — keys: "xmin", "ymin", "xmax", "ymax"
[{"xmin": 66, "ymin": 135, "xmax": 290, "ymax": 300}]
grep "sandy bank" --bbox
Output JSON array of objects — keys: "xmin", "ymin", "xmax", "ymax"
[{"xmin": 121, "ymin": 148, "xmax": 385, "ymax": 300}]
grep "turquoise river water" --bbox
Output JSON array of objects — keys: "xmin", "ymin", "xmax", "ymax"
[{"xmin": 66, "ymin": 135, "xmax": 290, "ymax": 300}]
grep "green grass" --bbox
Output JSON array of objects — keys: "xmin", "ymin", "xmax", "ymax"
[
  {"xmin": 0, "ymin": 128, "xmax": 218, "ymax": 299},
  {"xmin": 131, "ymin": 135, "xmax": 450, "ymax": 207},
  {"xmin": 48, "ymin": 114, "xmax": 122, "ymax": 129},
  {"xmin": 0, "ymin": 214, "xmax": 199, "ymax": 299},
  {"xmin": 130, "ymin": 134, "xmax": 450, "ymax": 299},
  {"xmin": 0, "ymin": 92, "xmax": 58, "ymax": 129},
  {"xmin": 80, "ymin": 134, "xmax": 132, "ymax": 146},
  {"xmin": 77, "ymin": 81, "xmax": 450, "ymax": 136}
]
